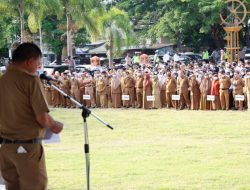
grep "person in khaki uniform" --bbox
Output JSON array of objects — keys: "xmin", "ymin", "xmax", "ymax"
[
  {"xmin": 152, "ymin": 75, "xmax": 162, "ymax": 109},
  {"xmin": 70, "ymin": 74, "xmax": 81, "ymax": 108},
  {"xmin": 244, "ymin": 69, "xmax": 250, "ymax": 110},
  {"xmin": 232, "ymin": 72, "xmax": 245, "ymax": 110},
  {"xmin": 123, "ymin": 71, "xmax": 135, "ymax": 108},
  {"xmin": 135, "ymin": 72, "xmax": 144, "ymax": 108},
  {"xmin": 60, "ymin": 73, "xmax": 71, "ymax": 108},
  {"xmin": 83, "ymin": 73, "xmax": 95, "ymax": 108},
  {"xmin": 96, "ymin": 74, "xmax": 108, "ymax": 108},
  {"xmin": 0, "ymin": 43, "xmax": 63, "ymax": 190},
  {"xmin": 199, "ymin": 73, "xmax": 211, "ymax": 110},
  {"xmin": 165, "ymin": 72, "xmax": 177, "ymax": 108},
  {"xmin": 111, "ymin": 74, "xmax": 122, "ymax": 108},
  {"xmin": 189, "ymin": 74, "xmax": 200, "ymax": 110},
  {"xmin": 219, "ymin": 70, "xmax": 231, "ymax": 110},
  {"xmin": 51, "ymin": 71, "xmax": 61, "ymax": 107},
  {"xmin": 177, "ymin": 71, "xmax": 190, "ymax": 109}
]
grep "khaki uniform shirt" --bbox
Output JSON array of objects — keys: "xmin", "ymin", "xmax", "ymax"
[{"xmin": 0, "ymin": 66, "xmax": 49, "ymax": 140}]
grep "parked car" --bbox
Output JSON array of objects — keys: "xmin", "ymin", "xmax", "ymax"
[
  {"xmin": 43, "ymin": 64, "xmax": 69, "ymax": 75},
  {"xmin": 183, "ymin": 52, "xmax": 202, "ymax": 62},
  {"xmin": 179, "ymin": 55, "xmax": 191, "ymax": 64},
  {"xmin": 75, "ymin": 65, "xmax": 91, "ymax": 73}
]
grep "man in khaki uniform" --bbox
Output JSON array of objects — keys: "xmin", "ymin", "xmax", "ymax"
[
  {"xmin": 178, "ymin": 71, "xmax": 190, "ymax": 109},
  {"xmin": 219, "ymin": 70, "xmax": 231, "ymax": 110},
  {"xmin": 96, "ymin": 73, "xmax": 108, "ymax": 108},
  {"xmin": 165, "ymin": 72, "xmax": 177, "ymax": 108},
  {"xmin": 0, "ymin": 43, "xmax": 63, "ymax": 190},
  {"xmin": 83, "ymin": 73, "xmax": 95, "ymax": 108},
  {"xmin": 70, "ymin": 74, "xmax": 81, "ymax": 108},
  {"xmin": 232, "ymin": 72, "xmax": 245, "ymax": 110},
  {"xmin": 51, "ymin": 71, "xmax": 61, "ymax": 107},
  {"xmin": 60, "ymin": 73, "xmax": 71, "ymax": 108},
  {"xmin": 123, "ymin": 71, "xmax": 135, "ymax": 108},
  {"xmin": 135, "ymin": 72, "xmax": 144, "ymax": 108}
]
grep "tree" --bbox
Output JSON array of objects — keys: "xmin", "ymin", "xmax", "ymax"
[
  {"xmin": 25, "ymin": 0, "xmax": 63, "ymax": 53},
  {"xmin": 61, "ymin": 0, "xmax": 100, "ymax": 58},
  {"xmin": 97, "ymin": 7, "xmax": 134, "ymax": 67},
  {"xmin": 0, "ymin": 0, "xmax": 27, "ymax": 43}
]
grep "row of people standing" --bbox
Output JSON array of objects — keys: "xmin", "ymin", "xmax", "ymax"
[{"xmin": 42, "ymin": 68, "xmax": 250, "ymax": 111}]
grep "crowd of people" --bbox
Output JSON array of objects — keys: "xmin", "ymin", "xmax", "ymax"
[{"xmin": 40, "ymin": 57, "xmax": 250, "ymax": 111}]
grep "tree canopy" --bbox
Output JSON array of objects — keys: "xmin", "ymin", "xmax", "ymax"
[{"xmin": 0, "ymin": 0, "xmax": 250, "ymax": 58}]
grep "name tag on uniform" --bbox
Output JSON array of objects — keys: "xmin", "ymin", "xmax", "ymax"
[
  {"xmin": 122, "ymin": 95, "xmax": 130, "ymax": 101},
  {"xmin": 172, "ymin": 95, "xmax": 180, "ymax": 101},
  {"xmin": 147, "ymin": 96, "xmax": 155, "ymax": 101},
  {"xmin": 83, "ymin": 95, "xmax": 91, "ymax": 100},
  {"xmin": 207, "ymin": 95, "xmax": 215, "ymax": 101},
  {"xmin": 235, "ymin": 95, "xmax": 245, "ymax": 101}
]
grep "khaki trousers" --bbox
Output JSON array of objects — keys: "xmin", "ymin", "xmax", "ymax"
[
  {"xmin": 166, "ymin": 92, "xmax": 176, "ymax": 108},
  {"xmin": 180, "ymin": 92, "xmax": 190, "ymax": 108},
  {"xmin": 220, "ymin": 89, "xmax": 229, "ymax": 110},
  {"xmin": 136, "ymin": 88, "xmax": 143, "ymax": 108},
  {"xmin": 85, "ymin": 87, "xmax": 95, "ymax": 107},
  {"xmin": 0, "ymin": 144, "xmax": 47, "ymax": 190}
]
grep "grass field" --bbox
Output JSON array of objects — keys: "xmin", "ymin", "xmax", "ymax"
[{"xmin": 46, "ymin": 108, "xmax": 250, "ymax": 190}]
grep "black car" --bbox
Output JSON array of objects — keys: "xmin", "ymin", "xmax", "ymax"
[{"xmin": 43, "ymin": 65, "xmax": 69, "ymax": 75}]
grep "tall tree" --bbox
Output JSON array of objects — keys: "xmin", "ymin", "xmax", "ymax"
[
  {"xmin": 25, "ymin": 0, "xmax": 63, "ymax": 53},
  {"xmin": 97, "ymin": 7, "xmax": 134, "ymax": 67},
  {"xmin": 61, "ymin": 0, "xmax": 100, "ymax": 58},
  {"xmin": 0, "ymin": 0, "xmax": 27, "ymax": 43}
]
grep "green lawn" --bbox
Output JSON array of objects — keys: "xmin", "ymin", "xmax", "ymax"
[{"xmin": 46, "ymin": 109, "xmax": 250, "ymax": 190}]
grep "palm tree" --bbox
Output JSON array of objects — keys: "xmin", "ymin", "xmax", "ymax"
[
  {"xmin": 61, "ymin": 0, "xmax": 100, "ymax": 58},
  {"xmin": 26, "ymin": 0, "xmax": 63, "ymax": 53},
  {"xmin": 97, "ymin": 7, "xmax": 134, "ymax": 67},
  {"xmin": 0, "ymin": 0, "xmax": 26, "ymax": 43}
]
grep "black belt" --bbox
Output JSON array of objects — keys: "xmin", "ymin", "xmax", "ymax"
[
  {"xmin": 220, "ymin": 88, "xmax": 229, "ymax": 90},
  {"xmin": 0, "ymin": 138, "xmax": 41, "ymax": 144}
]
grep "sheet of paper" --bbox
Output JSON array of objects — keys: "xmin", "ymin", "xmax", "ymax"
[
  {"xmin": 43, "ymin": 129, "xmax": 60, "ymax": 143},
  {"xmin": 0, "ymin": 174, "xmax": 4, "ymax": 185}
]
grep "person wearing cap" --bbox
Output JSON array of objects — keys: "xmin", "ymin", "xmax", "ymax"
[
  {"xmin": 123, "ymin": 71, "xmax": 135, "ymax": 108},
  {"xmin": 83, "ymin": 72, "xmax": 95, "ymax": 108},
  {"xmin": 51, "ymin": 71, "xmax": 62, "ymax": 107},
  {"xmin": 189, "ymin": 73, "xmax": 200, "ymax": 110},
  {"xmin": 177, "ymin": 71, "xmax": 190, "ymax": 109},
  {"xmin": 60, "ymin": 72, "xmax": 71, "ymax": 108},
  {"xmin": 96, "ymin": 71, "xmax": 108, "ymax": 108},
  {"xmin": 70, "ymin": 74, "xmax": 81, "ymax": 108},
  {"xmin": 232, "ymin": 71, "xmax": 245, "ymax": 110},
  {"xmin": 219, "ymin": 70, "xmax": 231, "ymax": 110},
  {"xmin": 244, "ymin": 68, "xmax": 250, "ymax": 109},
  {"xmin": 0, "ymin": 43, "xmax": 63, "ymax": 189},
  {"xmin": 165, "ymin": 72, "xmax": 177, "ymax": 108},
  {"xmin": 211, "ymin": 73, "xmax": 221, "ymax": 110}
]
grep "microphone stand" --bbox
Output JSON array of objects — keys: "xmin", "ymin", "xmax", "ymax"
[{"xmin": 45, "ymin": 80, "xmax": 113, "ymax": 190}]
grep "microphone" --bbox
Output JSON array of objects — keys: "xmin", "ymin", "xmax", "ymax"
[{"xmin": 40, "ymin": 73, "xmax": 59, "ymax": 82}]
